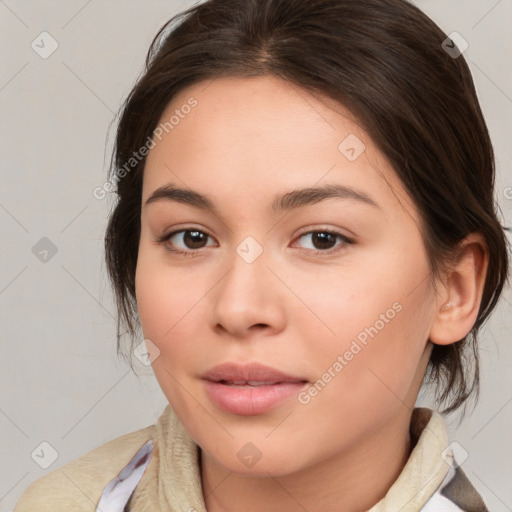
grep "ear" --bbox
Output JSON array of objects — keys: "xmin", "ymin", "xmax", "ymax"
[{"xmin": 429, "ymin": 233, "xmax": 489, "ymax": 346}]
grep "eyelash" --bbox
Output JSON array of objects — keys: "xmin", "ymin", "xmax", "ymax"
[{"xmin": 154, "ymin": 227, "xmax": 354, "ymax": 258}]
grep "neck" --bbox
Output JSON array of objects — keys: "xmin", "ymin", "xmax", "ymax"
[{"xmin": 201, "ymin": 408, "xmax": 413, "ymax": 512}]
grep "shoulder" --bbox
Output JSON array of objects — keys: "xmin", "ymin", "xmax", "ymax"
[{"xmin": 14, "ymin": 424, "xmax": 155, "ymax": 512}]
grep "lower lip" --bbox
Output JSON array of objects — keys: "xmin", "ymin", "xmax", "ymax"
[{"xmin": 203, "ymin": 380, "xmax": 307, "ymax": 415}]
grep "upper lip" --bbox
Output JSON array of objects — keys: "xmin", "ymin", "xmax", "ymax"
[{"xmin": 202, "ymin": 362, "xmax": 307, "ymax": 384}]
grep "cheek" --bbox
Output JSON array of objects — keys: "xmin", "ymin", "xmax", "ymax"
[
  {"xmin": 134, "ymin": 247, "xmax": 202, "ymax": 361},
  {"xmin": 300, "ymin": 258, "xmax": 433, "ymax": 406},
  {"xmin": 300, "ymin": 300, "xmax": 429, "ymax": 441},
  {"xmin": 135, "ymin": 259, "xmax": 168, "ymax": 341},
  {"xmin": 287, "ymin": 261, "xmax": 403, "ymax": 355},
  {"xmin": 134, "ymin": 256, "xmax": 204, "ymax": 412}
]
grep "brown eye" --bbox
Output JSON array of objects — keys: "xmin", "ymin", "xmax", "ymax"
[
  {"xmin": 310, "ymin": 232, "xmax": 338, "ymax": 250},
  {"xmin": 156, "ymin": 229, "xmax": 216, "ymax": 256},
  {"xmin": 294, "ymin": 230, "xmax": 353, "ymax": 254},
  {"xmin": 177, "ymin": 230, "xmax": 209, "ymax": 249}
]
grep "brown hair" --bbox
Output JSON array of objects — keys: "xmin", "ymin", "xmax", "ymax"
[{"xmin": 105, "ymin": 0, "xmax": 510, "ymax": 414}]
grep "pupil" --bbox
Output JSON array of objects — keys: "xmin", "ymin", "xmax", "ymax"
[
  {"xmin": 313, "ymin": 232, "xmax": 335, "ymax": 250},
  {"xmin": 185, "ymin": 230, "xmax": 206, "ymax": 248}
]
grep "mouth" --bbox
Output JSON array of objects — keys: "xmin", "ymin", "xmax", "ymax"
[
  {"xmin": 201, "ymin": 362, "xmax": 308, "ymax": 415},
  {"xmin": 202, "ymin": 362, "xmax": 307, "ymax": 384},
  {"xmin": 213, "ymin": 380, "xmax": 301, "ymax": 387}
]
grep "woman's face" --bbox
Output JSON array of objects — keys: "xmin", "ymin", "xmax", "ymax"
[{"xmin": 135, "ymin": 75, "xmax": 438, "ymax": 475}]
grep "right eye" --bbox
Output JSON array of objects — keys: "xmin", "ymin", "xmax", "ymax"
[{"xmin": 155, "ymin": 228, "xmax": 217, "ymax": 257}]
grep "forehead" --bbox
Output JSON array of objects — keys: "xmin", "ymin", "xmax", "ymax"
[{"xmin": 142, "ymin": 75, "xmax": 417, "ymax": 223}]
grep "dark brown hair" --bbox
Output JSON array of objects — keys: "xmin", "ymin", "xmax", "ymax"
[{"xmin": 105, "ymin": 0, "xmax": 509, "ymax": 414}]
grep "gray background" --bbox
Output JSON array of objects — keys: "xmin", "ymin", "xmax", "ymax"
[{"xmin": 1, "ymin": 1, "xmax": 511, "ymax": 510}]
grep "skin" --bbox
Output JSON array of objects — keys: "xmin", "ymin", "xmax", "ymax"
[{"xmin": 135, "ymin": 75, "xmax": 488, "ymax": 511}]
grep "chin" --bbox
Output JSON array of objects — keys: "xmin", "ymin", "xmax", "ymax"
[{"xmin": 200, "ymin": 439, "xmax": 310, "ymax": 478}]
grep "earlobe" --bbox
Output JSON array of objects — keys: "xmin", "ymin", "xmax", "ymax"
[{"xmin": 429, "ymin": 233, "xmax": 488, "ymax": 346}]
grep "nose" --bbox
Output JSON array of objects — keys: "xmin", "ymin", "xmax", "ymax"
[{"xmin": 211, "ymin": 244, "xmax": 286, "ymax": 340}]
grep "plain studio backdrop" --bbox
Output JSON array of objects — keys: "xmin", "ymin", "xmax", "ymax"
[{"xmin": 0, "ymin": 1, "xmax": 511, "ymax": 510}]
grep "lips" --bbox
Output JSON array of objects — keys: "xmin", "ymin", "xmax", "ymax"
[
  {"xmin": 201, "ymin": 362, "xmax": 308, "ymax": 415},
  {"xmin": 202, "ymin": 362, "xmax": 307, "ymax": 385},
  {"xmin": 217, "ymin": 381, "xmax": 282, "ymax": 387}
]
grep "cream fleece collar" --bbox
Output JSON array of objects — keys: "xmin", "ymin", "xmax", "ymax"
[{"xmin": 129, "ymin": 405, "xmax": 450, "ymax": 511}]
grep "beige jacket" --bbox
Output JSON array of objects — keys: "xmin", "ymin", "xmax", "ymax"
[{"xmin": 15, "ymin": 405, "xmax": 488, "ymax": 511}]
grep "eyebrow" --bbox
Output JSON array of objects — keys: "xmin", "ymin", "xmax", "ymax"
[{"xmin": 144, "ymin": 183, "xmax": 381, "ymax": 214}]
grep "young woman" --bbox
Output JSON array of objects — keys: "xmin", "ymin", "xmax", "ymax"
[{"xmin": 15, "ymin": 0, "xmax": 509, "ymax": 510}]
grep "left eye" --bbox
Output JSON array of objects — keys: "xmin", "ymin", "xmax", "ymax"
[{"xmin": 293, "ymin": 230, "xmax": 353, "ymax": 253}]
